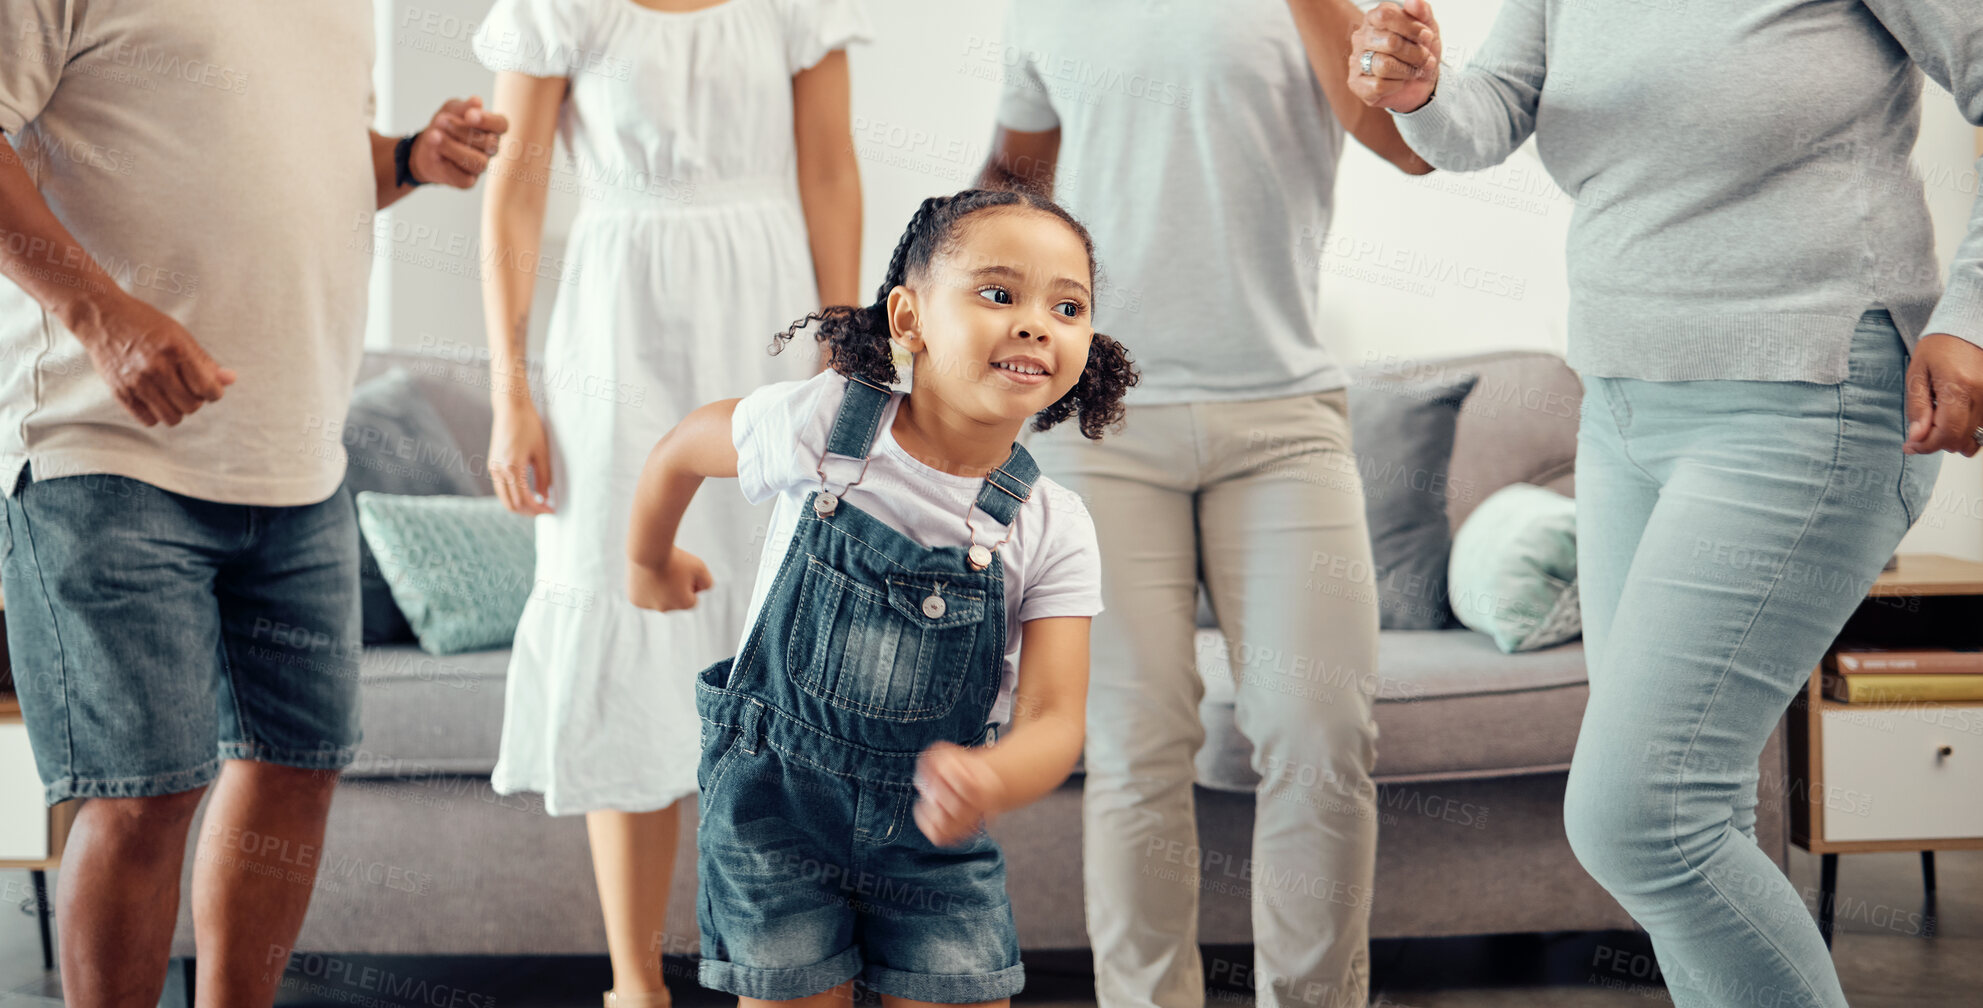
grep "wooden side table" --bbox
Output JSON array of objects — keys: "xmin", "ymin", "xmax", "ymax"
[
  {"xmin": 1789, "ymin": 553, "xmax": 1983, "ymax": 947},
  {"xmin": 0, "ymin": 691, "xmax": 75, "ymax": 970}
]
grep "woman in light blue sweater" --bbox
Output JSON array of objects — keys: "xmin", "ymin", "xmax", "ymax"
[{"xmin": 1351, "ymin": 1, "xmax": 1983, "ymax": 1005}]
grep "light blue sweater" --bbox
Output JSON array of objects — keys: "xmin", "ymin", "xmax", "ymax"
[{"xmin": 1393, "ymin": 0, "xmax": 1983, "ymax": 382}]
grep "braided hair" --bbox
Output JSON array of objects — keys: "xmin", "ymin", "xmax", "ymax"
[{"xmin": 773, "ymin": 188, "xmax": 1138, "ymax": 440}]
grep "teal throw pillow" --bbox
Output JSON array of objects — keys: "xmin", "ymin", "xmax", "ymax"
[
  {"xmin": 354, "ymin": 492, "xmax": 536, "ymax": 655},
  {"xmin": 1448, "ymin": 483, "xmax": 1580, "ymax": 653}
]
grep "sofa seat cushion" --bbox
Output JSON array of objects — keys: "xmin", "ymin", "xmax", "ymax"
[
  {"xmin": 344, "ymin": 644, "xmax": 511, "ymax": 778},
  {"xmin": 1194, "ymin": 628, "xmax": 1589, "ymax": 788}
]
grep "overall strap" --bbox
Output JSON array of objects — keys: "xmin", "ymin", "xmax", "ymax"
[
  {"xmin": 974, "ymin": 443, "xmax": 1039, "ymax": 526},
  {"xmin": 822, "ymin": 375, "xmax": 893, "ymax": 461}
]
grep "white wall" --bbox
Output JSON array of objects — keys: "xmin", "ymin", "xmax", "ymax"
[
  {"xmin": 1893, "ymin": 95, "xmax": 1983, "ymax": 562},
  {"xmin": 366, "ymin": 0, "xmax": 1982, "ymax": 559}
]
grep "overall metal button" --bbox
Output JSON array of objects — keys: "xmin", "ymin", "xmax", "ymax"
[
  {"xmin": 813, "ymin": 492, "xmax": 838, "ymax": 516},
  {"xmin": 967, "ymin": 544, "xmax": 993, "ymax": 570},
  {"xmin": 922, "ymin": 594, "xmax": 947, "ymax": 619}
]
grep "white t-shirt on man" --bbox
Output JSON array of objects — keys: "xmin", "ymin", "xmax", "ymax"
[
  {"xmin": 731, "ymin": 371, "xmax": 1104, "ymax": 724},
  {"xmin": 993, "ymin": 0, "xmax": 1360, "ymax": 405},
  {"xmin": 0, "ymin": 0, "xmax": 378, "ymax": 505}
]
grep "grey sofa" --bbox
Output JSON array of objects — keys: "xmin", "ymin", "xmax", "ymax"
[{"xmin": 170, "ymin": 348, "xmax": 1789, "ymax": 961}]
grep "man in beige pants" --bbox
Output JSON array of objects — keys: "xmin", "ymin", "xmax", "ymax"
[{"xmin": 978, "ymin": 2, "xmax": 1431, "ymax": 1005}]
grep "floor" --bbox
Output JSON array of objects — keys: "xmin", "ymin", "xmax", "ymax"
[{"xmin": 0, "ymin": 850, "xmax": 1973, "ymax": 1007}]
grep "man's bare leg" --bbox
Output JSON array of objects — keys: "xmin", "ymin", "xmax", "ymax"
[
  {"xmin": 189, "ymin": 760, "xmax": 339, "ymax": 1006},
  {"xmin": 56, "ymin": 789, "xmax": 208, "ymax": 1008}
]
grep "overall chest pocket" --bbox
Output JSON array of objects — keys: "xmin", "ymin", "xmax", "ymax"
[{"xmin": 784, "ymin": 557, "xmax": 989, "ymax": 721}]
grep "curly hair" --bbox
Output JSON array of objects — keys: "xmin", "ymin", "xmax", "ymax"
[{"xmin": 772, "ymin": 188, "xmax": 1138, "ymax": 440}]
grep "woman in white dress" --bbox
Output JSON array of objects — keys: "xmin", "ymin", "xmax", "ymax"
[{"xmin": 472, "ymin": 1, "xmax": 866, "ymax": 1002}]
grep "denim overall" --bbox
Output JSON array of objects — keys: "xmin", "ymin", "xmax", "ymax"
[{"xmin": 694, "ymin": 376, "xmax": 1035, "ymax": 1003}]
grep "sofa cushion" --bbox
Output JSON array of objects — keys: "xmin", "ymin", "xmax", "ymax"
[
  {"xmin": 355, "ymin": 350, "xmax": 506, "ymax": 498},
  {"xmin": 344, "ymin": 644, "xmax": 511, "ymax": 778},
  {"xmin": 1194, "ymin": 627, "xmax": 1589, "ymax": 788},
  {"xmin": 1449, "ymin": 484, "xmax": 1582, "ymax": 653},
  {"xmin": 1436, "ymin": 352, "xmax": 1582, "ymax": 532},
  {"xmin": 1348, "ymin": 373, "xmax": 1478, "ymax": 630},
  {"xmin": 356, "ymin": 493, "xmax": 537, "ymax": 655},
  {"xmin": 345, "ymin": 369, "xmax": 485, "ymax": 643}
]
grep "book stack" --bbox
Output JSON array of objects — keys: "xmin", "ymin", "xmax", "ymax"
[{"xmin": 1823, "ymin": 646, "xmax": 1983, "ymax": 703}]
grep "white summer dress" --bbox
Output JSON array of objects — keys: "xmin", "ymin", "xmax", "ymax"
[{"xmin": 472, "ymin": 0, "xmax": 869, "ymax": 814}]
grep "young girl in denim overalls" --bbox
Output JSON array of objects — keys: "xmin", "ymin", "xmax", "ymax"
[{"xmin": 627, "ymin": 189, "xmax": 1137, "ymax": 1006}]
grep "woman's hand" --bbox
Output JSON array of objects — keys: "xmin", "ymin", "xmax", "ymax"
[
  {"xmin": 488, "ymin": 399, "xmax": 556, "ymax": 515},
  {"xmin": 628, "ymin": 548, "xmax": 714, "ymax": 612},
  {"xmin": 1905, "ymin": 333, "xmax": 1983, "ymax": 458},
  {"xmin": 914, "ymin": 741, "xmax": 1008, "ymax": 848},
  {"xmin": 1350, "ymin": 0, "xmax": 1443, "ymax": 113}
]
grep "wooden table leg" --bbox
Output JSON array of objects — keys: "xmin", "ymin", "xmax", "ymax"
[
  {"xmin": 1819, "ymin": 853, "xmax": 1839, "ymax": 949},
  {"xmin": 30, "ymin": 868, "xmax": 50, "ymax": 970}
]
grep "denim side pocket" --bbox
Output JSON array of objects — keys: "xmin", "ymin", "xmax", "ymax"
[
  {"xmin": 1897, "ymin": 450, "xmax": 1941, "ymax": 528},
  {"xmin": 1889, "ymin": 338, "xmax": 1943, "ymax": 528},
  {"xmin": 697, "ymin": 723, "xmax": 745, "ymax": 802}
]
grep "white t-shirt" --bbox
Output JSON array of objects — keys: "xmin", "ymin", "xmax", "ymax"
[
  {"xmin": 993, "ymin": 0, "xmax": 1357, "ymax": 406},
  {"xmin": 0, "ymin": 0, "xmax": 377, "ymax": 505},
  {"xmin": 731, "ymin": 371, "xmax": 1103, "ymax": 724}
]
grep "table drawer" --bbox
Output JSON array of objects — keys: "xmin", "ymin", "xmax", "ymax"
[
  {"xmin": 1821, "ymin": 705, "xmax": 1983, "ymax": 843},
  {"xmin": 0, "ymin": 722, "xmax": 49, "ymax": 860}
]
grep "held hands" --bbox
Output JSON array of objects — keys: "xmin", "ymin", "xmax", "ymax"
[
  {"xmin": 914, "ymin": 741, "xmax": 1008, "ymax": 848},
  {"xmin": 1904, "ymin": 334, "xmax": 1983, "ymax": 458},
  {"xmin": 80, "ymin": 295, "xmax": 236, "ymax": 427},
  {"xmin": 1350, "ymin": 0, "xmax": 1443, "ymax": 113},
  {"xmin": 407, "ymin": 97, "xmax": 509, "ymax": 188},
  {"xmin": 628, "ymin": 548, "xmax": 714, "ymax": 612}
]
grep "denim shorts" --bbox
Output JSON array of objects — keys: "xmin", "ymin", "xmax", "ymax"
[{"xmin": 1, "ymin": 467, "xmax": 362, "ymax": 803}]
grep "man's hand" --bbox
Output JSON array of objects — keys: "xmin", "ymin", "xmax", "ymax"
[
  {"xmin": 1350, "ymin": 0, "xmax": 1442, "ymax": 113},
  {"xmin": 914, "ymin": 741, "xmax": 1008, "ymax": 848},
  {"xmin": 407, "ymin": 97, "xmax": 509, "ymax": 188},
  {"xmin": 628, "ymin": 548, "xmax": 714, "ymax": 612},
  {"xmin": 1904, "ymin": 333, "xmax": 1983, "ymax": 457},
  {"xmin": 75, "ymin": 295, "xmax": 235, "ymax": 427}
]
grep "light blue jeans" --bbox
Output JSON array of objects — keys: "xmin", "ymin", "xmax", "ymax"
[{"xmin": 1565, "ymin": 310, "xmax": 1939, "ymax": 1008}]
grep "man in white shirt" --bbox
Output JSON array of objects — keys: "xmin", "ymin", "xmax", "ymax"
[
  {"xmin": 979, "ymin": 2, "xmax": 1427, "ymax": 1006},
  {"xmin": 0, "ymin": 3, "xmax": 504, "ymax": 1003}
]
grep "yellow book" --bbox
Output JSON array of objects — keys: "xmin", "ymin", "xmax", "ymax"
[{"xmin": 1824, "ymin": 673, "xmax": 1983, "ymax": 703}]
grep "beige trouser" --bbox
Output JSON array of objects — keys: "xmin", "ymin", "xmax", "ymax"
[{"xmin": 1028, "ymin": 390, "xmax": 1381, "ymax": 1008}]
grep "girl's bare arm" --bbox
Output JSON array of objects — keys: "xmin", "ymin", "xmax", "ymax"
[
  {"xmin": 627, "ymin": 399, "xmax": 741, "ymax": 608},
  {"xmin": 915, "ymin": 616, "xmax": 1090, "ymax": 846},
  {"xmin": 983, "ymin": 616, "xmax": 1091, "ymax": 806}
]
